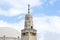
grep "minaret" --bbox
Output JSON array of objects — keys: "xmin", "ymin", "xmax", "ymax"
[
  {"xmin": 25, "ymin": 4, "xmax": 33, "ymax": 29},
  {"xmin": 21, "ymin": 4, "xmax": 37, "ymax": 40}
]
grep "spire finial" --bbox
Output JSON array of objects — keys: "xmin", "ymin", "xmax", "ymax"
[{"xmin": 28, "ymin": 4, "xmax": 30, "ymax": 14}]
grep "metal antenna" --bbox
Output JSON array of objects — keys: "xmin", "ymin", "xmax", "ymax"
[{"xmin": 28, "ymin": 4, "xmax": 30, "ymax": 14}]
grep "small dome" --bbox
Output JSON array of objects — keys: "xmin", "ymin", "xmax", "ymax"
[{"xmin": 0, "ymin": 27, "xmax": 20, "ymax": 38}]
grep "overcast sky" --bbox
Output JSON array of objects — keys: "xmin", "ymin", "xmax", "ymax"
[{"xmin": 0, "ymin": 0, "xmax": 60, "ymax": 40}]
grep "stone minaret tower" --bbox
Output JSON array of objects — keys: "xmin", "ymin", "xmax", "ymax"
[{"xmin": 21, "ymin": 4, "xmax": 37, "ymax": 40}]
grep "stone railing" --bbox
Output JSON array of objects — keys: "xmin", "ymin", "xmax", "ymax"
[{"xmin": 0, "ymin": 35, "xmax": 20, "ymax": 40}]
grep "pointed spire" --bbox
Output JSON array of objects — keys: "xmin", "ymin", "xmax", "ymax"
[{"xmin": 28, "ymin": 4, "xmax": 30, "ymax": 14}]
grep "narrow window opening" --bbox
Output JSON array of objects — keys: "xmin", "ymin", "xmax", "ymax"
[{"xmin": 31, "ymin": 26, "xmax": 33, "ymax": 29}]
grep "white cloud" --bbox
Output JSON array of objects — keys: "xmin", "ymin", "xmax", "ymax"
[
  {"xmin": 33, "ymin": 15, "xmax": 60, "ymax": 33},
  {"xmin": 0, "ymin": 8, "xmax": 7, "ymax": 16},
  {"xmin": 8, "ymin": 8, "xmax": 22, "ymax": 16},
  {"xmin": 0, "ymin": 0, "xmax": 43, "ymax": 16},
  {"xmin": 0, "ymin": 20, "xmax": 24, "ymax": 32}
]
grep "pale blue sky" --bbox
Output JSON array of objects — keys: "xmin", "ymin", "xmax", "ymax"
[
  {"xmin": 0, "ymin": 0, "xmax": 60, "ymax": 23},
  {"xmin": 0, "ymin": 0, "xmax": 60, "ymax": 40}
]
